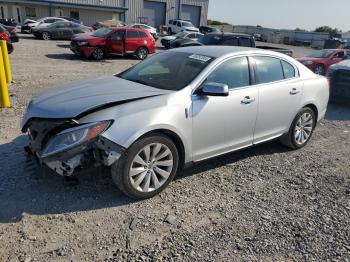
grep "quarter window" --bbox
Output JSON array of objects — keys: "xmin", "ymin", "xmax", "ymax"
[
  {"xmin": 281, "ymin": 60, "xmax": 296, "ymax": 79},
  {"xmin": 254, "ymin": 56, "xmax": 284, "ymax": 84},
  {"xmin": 239, "ymin": 38, "xmax": 252, "ymax": 47},
  {"xmin": 206, "ymin": 57, "xmax": 250, "ymax": 89}
]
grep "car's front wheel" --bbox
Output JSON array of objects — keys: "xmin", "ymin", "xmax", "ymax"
[
  {"xmin": 111, "ymin": 134, "xmax": 179, "ymax": 199},
  {"xmin": 280, "ymin": 107, "xmax": 316, "ymax": 149},
  {"xmin": 41, "ymin": 32, "xmax": 51, "ymax": 40},
  {"xmin": 314, "ymin": 64, "xmax": 325, "ymax": 75},
  {"xmin": 92, "ymin": 47, "xmax": 104, "ymax": 60}
]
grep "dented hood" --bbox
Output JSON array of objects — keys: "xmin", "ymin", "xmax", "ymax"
[{"xmin": 21, "ymin": 76, "xmax": 172, "ymax": 129}]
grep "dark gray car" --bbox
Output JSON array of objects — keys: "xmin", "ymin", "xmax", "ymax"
[{"xmin": 32, "ymin": 21, "xmax": 91, "ymax": 40}]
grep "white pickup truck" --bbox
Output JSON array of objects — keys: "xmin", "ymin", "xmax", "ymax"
[{"xmin": 167, "ymin": 19, "xmax": 199, "ymax": 34}]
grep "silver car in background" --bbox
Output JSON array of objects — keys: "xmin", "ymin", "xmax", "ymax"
[{"xmin": 21, "ymin": 46, "xmax": 329, "ymax": 199}]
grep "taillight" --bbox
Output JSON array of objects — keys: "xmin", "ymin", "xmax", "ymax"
[
  {"xmin": 0, "ymin": 32, "xmax": 9, "ymax": 41},
  {"xmin": 88, "ymin": 27, "xmax": 93, "ymax": 32},
  {"xmin": 11, "ymin": 28, "xmax": 16, "ymax": 34}
]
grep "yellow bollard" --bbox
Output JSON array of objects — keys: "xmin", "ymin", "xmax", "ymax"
[
  {"xmin": 0, "ymin": 46, "xmax": 11, "ymax": 108},
  {"xmin": 0, "ymin": 40, "xmax": 12, "ymax": 84}
]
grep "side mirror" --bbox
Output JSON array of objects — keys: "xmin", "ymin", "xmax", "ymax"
[{"xmin": 201, "ymin": 82, "xmax": 229, "ymax": 97}]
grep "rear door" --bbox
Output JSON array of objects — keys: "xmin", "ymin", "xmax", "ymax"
[
  {"xmin": 125, "ymin": 30, "xmax": 141, "ymax": 53},
  {"xmin": 252, "ymin": 56, "xmax": 302, "ymax": 143},
  {"xmin": 106, "ymin": 30, "xmax": 125, "ymax": 54},
  {"xmin": 59, "ymin": 22, "xmax": 74, "ymax": 39}
]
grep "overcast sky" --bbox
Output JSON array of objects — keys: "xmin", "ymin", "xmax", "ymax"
[{"xmin": 208, "ymin": 0, "xmax": 350, "ymax": 32}]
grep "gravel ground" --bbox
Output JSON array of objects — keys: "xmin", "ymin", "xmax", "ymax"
[{"xmin": 0, "ymin": 35, "xmax": 349, "ymax": 262}]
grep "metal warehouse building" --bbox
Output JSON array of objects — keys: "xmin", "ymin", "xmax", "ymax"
[{"xmin": 0, "ymin": 0, "xmax": 209, "ymax": 27}]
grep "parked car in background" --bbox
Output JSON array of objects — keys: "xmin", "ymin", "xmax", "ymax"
[
  {"xmin": 59, "ymin": 16, "xmax": 83, "ymax": 24},
  {"xmin": 177, "ymin": 33, "xmax": 257, "ymax": 48},
  {"xmin": 70, "ymin": 27, "xmax": 155, "ymax": 60},
  {"xmin": 92, "ymin": 20, "xmax": 126, "ymax": 30},
  {"xmin": 21, "ymin": 46, "xmax": 329, "ymax": 199},
  {"xmin": 24, "ymin": 17, "xmax": 68, "ymax": 33},
  {"xmin": 0, "ymin": 18, "xmax": 17, "ymax": 26},
  {"xmin": 167, "ymin": 19, "xmax": 199, "ymax": 34},
  {"xmin": 199, "ymin": 26, "xmax": 220, "ymax": 34},
  {"xmin": 179, "ymin": 33, "xmax": 293, "ymax": 56},
  {"xmin": 297, "ymin": 49, "xmax": 350, "ymax": 75},
  {"xmin": 0, "ymin": 24, "xmax": 14, "ymax": 53},
  {"xmin": 21, "ymin": 19, "xmax": 38, "ymax": 33},
  {"xmin": 168, "ymin": 32, "xmax": 204, "ymax": 48},
  {"xmin": 129, "ymin": 23, "xmax": 158, "ymax": 40},
  {"xmin": 32, "ymin": 21, "xmax": 93, "ymax": 40},
  {"xmin": 161, "ymin": 31, "xmax": 203, "ymax": 49},
  {"xmin": 0, "ymin": 23, "xmax": 19, "ymax": 42},
  {"xmin": 327, "ymin": 60, "xmax": 350, "ymax": 105}
]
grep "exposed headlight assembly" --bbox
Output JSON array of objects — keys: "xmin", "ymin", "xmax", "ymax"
[
  {"xmin": 42, "ymin": 121, "xmax": 111, "ymax": 158},
  {"xmin": 77, "ymin": 41, "xmax": 88, "ymax": 46},
  {"xmin": 303, "ymin": 61, "xmax": 314, "ymax": 65}
]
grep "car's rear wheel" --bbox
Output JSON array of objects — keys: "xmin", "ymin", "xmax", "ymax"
[
  {"xmin": 92, "ymin": 47, "xmax": 104, "ymax": 60},
  {"xmin": 41, "ymin": 32, "xmax": 51, "ymax": 40},
  {"xmin": 314, "ymin": 64, "xmax": 325, "ymax": 75},
  {"xmin": 111, "ymin": 134, "xmax": 179, "ymax": 199},
  {"xmin": 136, "ymin": 47, "xmax": 149, "ymax": 60},
  {"xmin": 280, "ymin": 107, "xmax": 316, "ymax": 149}
]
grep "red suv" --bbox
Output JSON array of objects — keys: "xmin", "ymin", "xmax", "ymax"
[{"xmin": 71, "ymin": 27, "xmax": 156, "ymax": 60}]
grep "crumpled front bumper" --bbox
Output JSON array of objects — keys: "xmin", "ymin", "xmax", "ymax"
[{"xmin": 24, "ymin": 119, "xmax": 125, "ymax": 176}]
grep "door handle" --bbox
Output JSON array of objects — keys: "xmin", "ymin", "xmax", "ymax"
[
  {"xmin": 290, "ymin": 88, "xmax": 300, "ymax": 95},
  {"xmin": 241, "ymin": 96, "xmax": 255, "ymax": 104}
]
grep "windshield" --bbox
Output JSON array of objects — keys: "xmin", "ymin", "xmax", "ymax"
[
  {"xmin": 307, "ymin": 50, "xmax": 335, "ymax": 58},
  {"xmin": 92, "ymin": 27, "xmax": 112, "ymax": 37},
  {"xmin": 118, "ymin": 52, "xmax": 214, "ymax": 91},
  {"xmin": 198, "ymin": 34, "xmax": 222, "ymax": 45},
  {"xmin": 175, "ymin": 31, "xmax": 188, "ymax": 38},
  {"xmin": 182, "ymin": 21, "xmax": 194, "ymax": 27}
]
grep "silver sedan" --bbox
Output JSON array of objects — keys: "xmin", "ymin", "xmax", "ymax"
[{"xmin": 21, "ymin": 46, "xmax": 329, "ymax": 199}]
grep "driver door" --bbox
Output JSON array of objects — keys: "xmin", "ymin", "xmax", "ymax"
[
  {"xmin": 106, "ymin": 30, "xmax": 125, "ymax": 54},
  {"xmin": 192, "ymin": 56, "xmax": 258, "ymax": 161}
]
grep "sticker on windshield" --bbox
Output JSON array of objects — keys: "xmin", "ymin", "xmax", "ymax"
[{"xmin": 189, "ymin": 54, "xmax": 212, "ymax": 62}]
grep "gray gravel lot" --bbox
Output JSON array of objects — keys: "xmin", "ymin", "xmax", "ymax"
[{"xmin": 0, "ymin": 35, "xmax": 349, "ymax": 262}]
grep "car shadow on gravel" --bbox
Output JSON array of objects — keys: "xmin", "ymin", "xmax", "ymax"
[
  {"xmin": 0, "ymin": 135, "xmax": 133, "ymax": 223},
  {"xmin": 45, "ymin": 53, "xmax": 112, "ymax": 63}
]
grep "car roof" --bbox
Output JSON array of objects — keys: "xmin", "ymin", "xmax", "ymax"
[
  {"xmin": 206, "ymin": 32, "xmax": 252, "ymax": 38},
  {"xmin": 168, "ymin": 46, "xmax": 294, "ymax": 59}
]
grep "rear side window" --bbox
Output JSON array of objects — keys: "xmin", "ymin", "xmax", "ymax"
[
  {"xmin": 139, "ymin": 31, "xmax": 148, "ymax": 38},
  {"xmin": 222, "ymin": 38, "xmax": 238, "ymax": 46},
  {"xmin": 281, "ymin": 60, "xmax": 296, "ymax": 79},
  {"xmin": 126, "ymin": 30, "xmax": 140, "ymax": 38},
  {"xmin": 239, "ymin": 38, "xmax": 252, "ymax": 47},
  {"xmin": 254, "ymin": 56, "xmax": 284, "ymax": 84},
  {"xmin": 206, "ymin": 57, "xmax": 250, "ymax": 89}
]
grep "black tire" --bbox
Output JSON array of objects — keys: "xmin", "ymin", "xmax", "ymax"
[
  {"xmin": 111, "ymin": 134, "xmax": 179, "ymax": 199},
  {"xmin": 135, "ymin": 47, "xmax": 148, "ymax": 60},
  {"xmin": 314, "ymin": 64, "xmax": 325, "ymax": 75},
  {"xmin": 280, "ymin": 107, "xmax": 316, "ymax": 149},
  {"xmin": 41, "ymin": 31, "xmax": 51, "ymax": 40},
  {"xmin": 91, "ymin": 47, "xmax": 104, "ymax": 60}
]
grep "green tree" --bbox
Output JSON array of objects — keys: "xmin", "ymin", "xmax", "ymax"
[
  {"xmin": 207, "ymin": 19, "xmax": 230, "ymax": 26},
  {"xmin": 314, "ymin": 26, "xmax": 339, "ymax": 38}
]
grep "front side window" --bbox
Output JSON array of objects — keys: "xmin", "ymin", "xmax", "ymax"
[
  {"xmin": 110, "ymin": 30, "xmax": 125, "ymax": 41},
  {"xmin": 307, "ymin": 50, "xmax": 334, "ymax": 58},
  {"xmin": 281, "ymin": 60, "xmax": 296, "ymax": 79},
  {"xmin": 119, "ymin": 52, "xmax": 214, "ymax": 91},
  {"xmin": 254, "ymin": 56, "xmax": 284, "ymax": 84},
  {"xmin": 198, "ymin": 35, "xmax": 222, "ymax": 45},
  {"xmin": 335, "ymin": 51, "xmax": 345, "ymax": 58},
  {"xmin": 206, "ymin": 57, "xmax": 250, "ymax": 89},
  {"xmin": 92, "ymin": 27, "xmax": 112, "ymax": 37}
]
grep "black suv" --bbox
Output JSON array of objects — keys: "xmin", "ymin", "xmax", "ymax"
[{"xmin": 169, "ymin": 32, "xmax": 256, "ymax": 49}]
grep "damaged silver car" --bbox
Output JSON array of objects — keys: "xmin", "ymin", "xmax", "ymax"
[{"xmin": 22, "ymin": 46, "xmax": 329, "ymax": 199}]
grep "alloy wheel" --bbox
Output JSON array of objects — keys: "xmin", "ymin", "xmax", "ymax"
[
  {"xmin": 294, "ymin": 112, "xmax": 314, "ymax": 145},
  {"xmin": 314, "ymin": 65, "xmax": 324, "ymax": 75},
  {"xmin": 42, "ymin": 32, "xmax": 51, "ymax": 40},
  {"xmin": 93, "ymin": 48, "xmax": 104, "ymax": 60},
  {"xmin": 129, "ymin": 143, "xmax": 174, "ymax": 193},
  {"xmin": 137, "ymin": 48, "xmax": 148, "ymax": 60}
]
